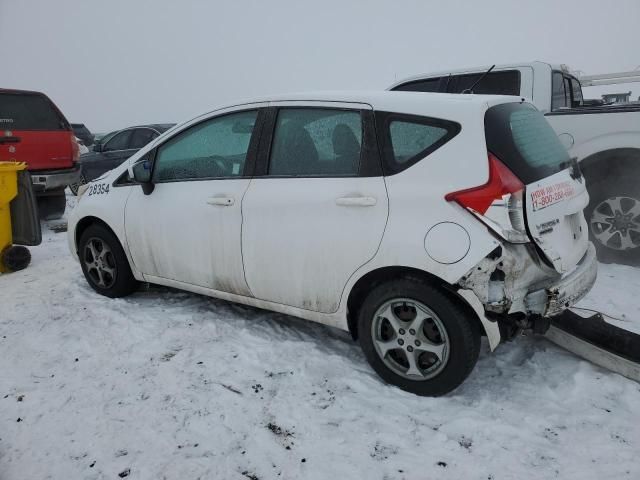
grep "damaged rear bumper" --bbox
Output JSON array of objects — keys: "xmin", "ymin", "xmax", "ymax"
[{"xmin": 525, "ymin": 243, "xmax": 598, "ymax": 316}]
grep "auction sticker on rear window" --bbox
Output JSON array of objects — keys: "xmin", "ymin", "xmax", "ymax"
[{"xmin": 530, "ymin": 181, "xmax": 575, "ymax": 211}]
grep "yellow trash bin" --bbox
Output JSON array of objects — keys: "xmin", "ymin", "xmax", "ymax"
[{"xmin": 0, "ymin": 161, "xmax": 28, "ymax": 272}]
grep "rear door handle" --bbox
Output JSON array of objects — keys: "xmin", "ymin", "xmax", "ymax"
[
  {"xmin": 207, "ymin": 196, "xmax": 235, "ymax": 206},
  {"xmin": 335, "ymin": 196, "xmax": 377, "ymax": 207}
]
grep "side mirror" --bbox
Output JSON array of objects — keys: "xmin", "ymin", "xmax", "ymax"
[
  {"xmin": 92, "ymin": 142, "xmax": 103, "ymax": 152},
  {"xmin": 132, "ymin": 159, "xmax": 154, "ymax": 195}
]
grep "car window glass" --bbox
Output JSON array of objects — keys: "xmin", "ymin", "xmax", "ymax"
[
  {"xmin": 129, "ymin": 128, "xmax": 157, "ymax": 149},
  {"xmin": 393, "ymin": 77, "xmax": 441, "ymax": 92},
  {"xmin": 269, "ymin": 108, "xmax": 362, "ymax": 176},
  {"xmin": 104, "ymin": 130, "xmax": 132, "ymax": 151},
  {"xmin": 389, "ymin": 121, "xmax": 448, "ymax": 164},
  {"xmin": 446, "ymin": 71, "xmax": 520, "ymax": 95},
  {"xmin": 571, "ymin": 78, "xmax": 583, "ymax": 106},
  {"xmin": 551, "ymin": 72, "xmax": 569, "ymax": 110},
  {"xmin": 153, "ymin": 110, "xmax": 257, "ymax": 182},
  {"xmin": 0, "ymin": 93, "xmax": 66, "ymax": 130}
]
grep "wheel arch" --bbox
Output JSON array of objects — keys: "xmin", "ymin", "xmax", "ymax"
[
  {"xmin": 74, "ymin": 216, "xmax": 121, "ymax": 255},
  {"xmin": 581, "ymin": 148, "xmax": 640, "ymax": 186},
  {"xmin": 345, "ymin": 265, "xmax": 485, "ymax": 342}
]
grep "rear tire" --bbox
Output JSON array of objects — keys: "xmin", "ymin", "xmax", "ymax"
[
  {"xmin": 357, "ymin": 278, "xmax": 481, "ymax": 397},
  {"xmin": 37, "ymin": 188, "xmax": 66, "ymax": 220},
  {"xmin": 585, "ymin": 178, "xmax": 640, "ymax": 266},
  {"xmin": 78, "ymin": 224, "xmax": 139, "ymax": 298}
]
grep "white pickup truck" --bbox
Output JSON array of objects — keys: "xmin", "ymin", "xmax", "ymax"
[{"xmin": 389, "ymin": 61, "xmax": 640, "ymax": 264}]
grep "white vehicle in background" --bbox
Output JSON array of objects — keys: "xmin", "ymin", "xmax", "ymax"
[
  {"xmin": 67, "ymin": 92, "xmax": 596, "ymax": 396},
  {"xmin": 390, "ymin": 62, "xmax": 640, "ymax": 264}
]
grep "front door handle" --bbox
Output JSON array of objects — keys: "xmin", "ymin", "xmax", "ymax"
[
  {"xmin": 335, "ymin": 196, "xmax": 377, "ymax": 207},
  {"xmin": 207, "ymin": 196, "xmax": 235, "ymax": 206}
]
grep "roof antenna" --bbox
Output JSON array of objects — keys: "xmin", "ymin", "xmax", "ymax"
[{"xmin": 462, "ymin": 64, "xmax": 495, "ymax": 94}]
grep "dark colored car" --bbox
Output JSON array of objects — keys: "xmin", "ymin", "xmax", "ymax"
[
  {"xmin": 70, "ymin": 123, "xmax": 174, "ymax": 194},
  {"xmin": 71, "ymin": 123, "xmax": 95, "ymax": 147}
]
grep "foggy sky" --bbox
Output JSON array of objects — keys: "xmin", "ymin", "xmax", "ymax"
[{"xmin": 1, "ymin": 0, "xmax": 638, "ymax": 132}]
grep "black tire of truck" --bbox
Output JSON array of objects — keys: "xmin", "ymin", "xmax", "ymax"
[
  {"xmin": 585, "ymin": 177, "xmax": 640, "ymax": 266},
  {"xmin": 37, "ymin": 188, "xmax": 67, "ymax": 220}
]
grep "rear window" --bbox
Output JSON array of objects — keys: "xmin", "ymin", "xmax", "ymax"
[
  {"xmin": 447, "ymin": 70, "xmax": 521, "ymax": 95},
  {"xmin": 485, "ymin": 102, "xmax": 570, "ymax": 184},
  {"xmin": 0, "ymin": 93, "xmax": 67, "ymax": 130}
]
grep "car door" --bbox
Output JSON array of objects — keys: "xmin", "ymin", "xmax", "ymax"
[
  {"xmin": 241, "ymin": 102, "xmax": 389, "ymax": 313},
  {"xmin": 124, "ymin": 107, "xmax": 264, "ymax": 294}
]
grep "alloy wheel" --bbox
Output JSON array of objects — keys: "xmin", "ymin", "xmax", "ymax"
[
  {"xmin": 371, "ymin": 298, "xmax": 450, "ymax": 380},
  {"xmin": 83, "ymin": 237, "xmax": 117, "ymax": 288},
  {"xmin": 590, "ymin": 196, "xmax": 640, "ymax": 251}
]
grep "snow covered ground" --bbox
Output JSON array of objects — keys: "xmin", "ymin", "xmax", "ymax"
[{"xmin": 2, "ymin": 197, "xmax": 640, "ymax": 480}]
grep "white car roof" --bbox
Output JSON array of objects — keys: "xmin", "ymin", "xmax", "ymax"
[{"xmin": 196, "ymin": 91, "xmax": 525, "ymax": 124}]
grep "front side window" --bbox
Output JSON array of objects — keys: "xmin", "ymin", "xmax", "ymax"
[
  {"xmin": 129, "ymin": 128, "xmax": 158, "ymax": 149},
  {"xmin": 570, "ymin": 77, "xmax": 583, "ymax": 107},
  {"xmin": 269, "ymin": 108, "xmax": 362, "ymax": 176},
  {"xmin": 153, "ymin": 110, "xmax": 257, "ymax": 182},
  {"xmin": 104, "ymin": 130, "xmax": 132, "ymax": 151}
]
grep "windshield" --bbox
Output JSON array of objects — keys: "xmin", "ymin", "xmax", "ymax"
[{"xmin": 485, "ymin": 102, "xmax": 570, "ymax": 183}]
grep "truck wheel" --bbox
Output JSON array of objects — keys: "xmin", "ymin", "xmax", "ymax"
[
  {"xmin": 586, "ymin": 178, "xmax": 640, "ymax": 265},
  {"xmin": 78, "ymin": 224, "xmax": 139, "ymax": 298},
  {"xmin": 37, "ymin": 189, "xmax": 66, "ymax": 220},
  {"xmin": 357, "ymin": 278, "xmax": 481, "ymax": 397}
]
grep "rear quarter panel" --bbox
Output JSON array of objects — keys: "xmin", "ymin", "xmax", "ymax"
[{"xmin": 338, "ymin": 100, "xmax": 502, "ymax": 310}]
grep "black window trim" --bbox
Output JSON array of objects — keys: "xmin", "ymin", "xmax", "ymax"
[
  {"xmin": 122, "ymin": 107, "xmax": 266, "ymax": 186},
  {"xmin": 391, "ymin": 69, "xmax": 522, "ymax": 96},
  {"xmin": 253, "ymin": 105, "xmax": 383, "ymax": 178},
  {"xmin": 375, "ymin": 111, "xmax": 461, "ymax": 176}
]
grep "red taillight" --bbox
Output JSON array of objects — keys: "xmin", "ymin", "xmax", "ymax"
[
  {"xmin": 446, "ymin": 152, "xmax": 529, "ymax": 243},
  {"xmin": 70, "ymin": 132, "xmax": 80, "ymax": 162},
  {"xmin": 445, "ymin": 153, "xmax": 524, "ymax": 214}
]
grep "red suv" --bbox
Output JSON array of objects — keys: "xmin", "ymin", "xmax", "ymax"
[{"xmin": 0, "ymin": 88, "xmax": 81, "ymax": 218}]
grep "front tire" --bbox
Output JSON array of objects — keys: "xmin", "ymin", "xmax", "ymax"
[
  {"xmin": 78, "ymin": 224, "xmax": 139, "ymax": 298},
  {"xmin": 357, "ymin": 278, "xmax": 481, "ymax": 397}
]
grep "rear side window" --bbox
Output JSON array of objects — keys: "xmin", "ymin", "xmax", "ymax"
[
  {"xmin": 392, "ymin": 77, "xmax": 441, "ymax": 92},
  {"xmin": 269, "ymin": 108, "xmax": 362, "ymax": 176},
  {"xmin": 376, "ymin": 112, "xmax": 460, "ymax": 175},
  {"xmin": 0, "ymin": 93, "xmax": 67, "ymax": 130},
  {"xmin": 389, "ymin": 121, "xmax": 449, "ymax": 164},
  {"xmin": 485, "ymin": 102, "xmax": 570, "ymax": 184}
]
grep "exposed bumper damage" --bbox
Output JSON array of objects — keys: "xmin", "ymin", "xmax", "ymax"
[{"xmin": 457, "ymin": 242, "xmax": 597, "ymax": 319}]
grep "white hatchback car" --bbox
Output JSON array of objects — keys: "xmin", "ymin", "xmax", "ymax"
[{"xmin": 68, "ymin": 92, "xmax": 597, "ymax": 396}]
